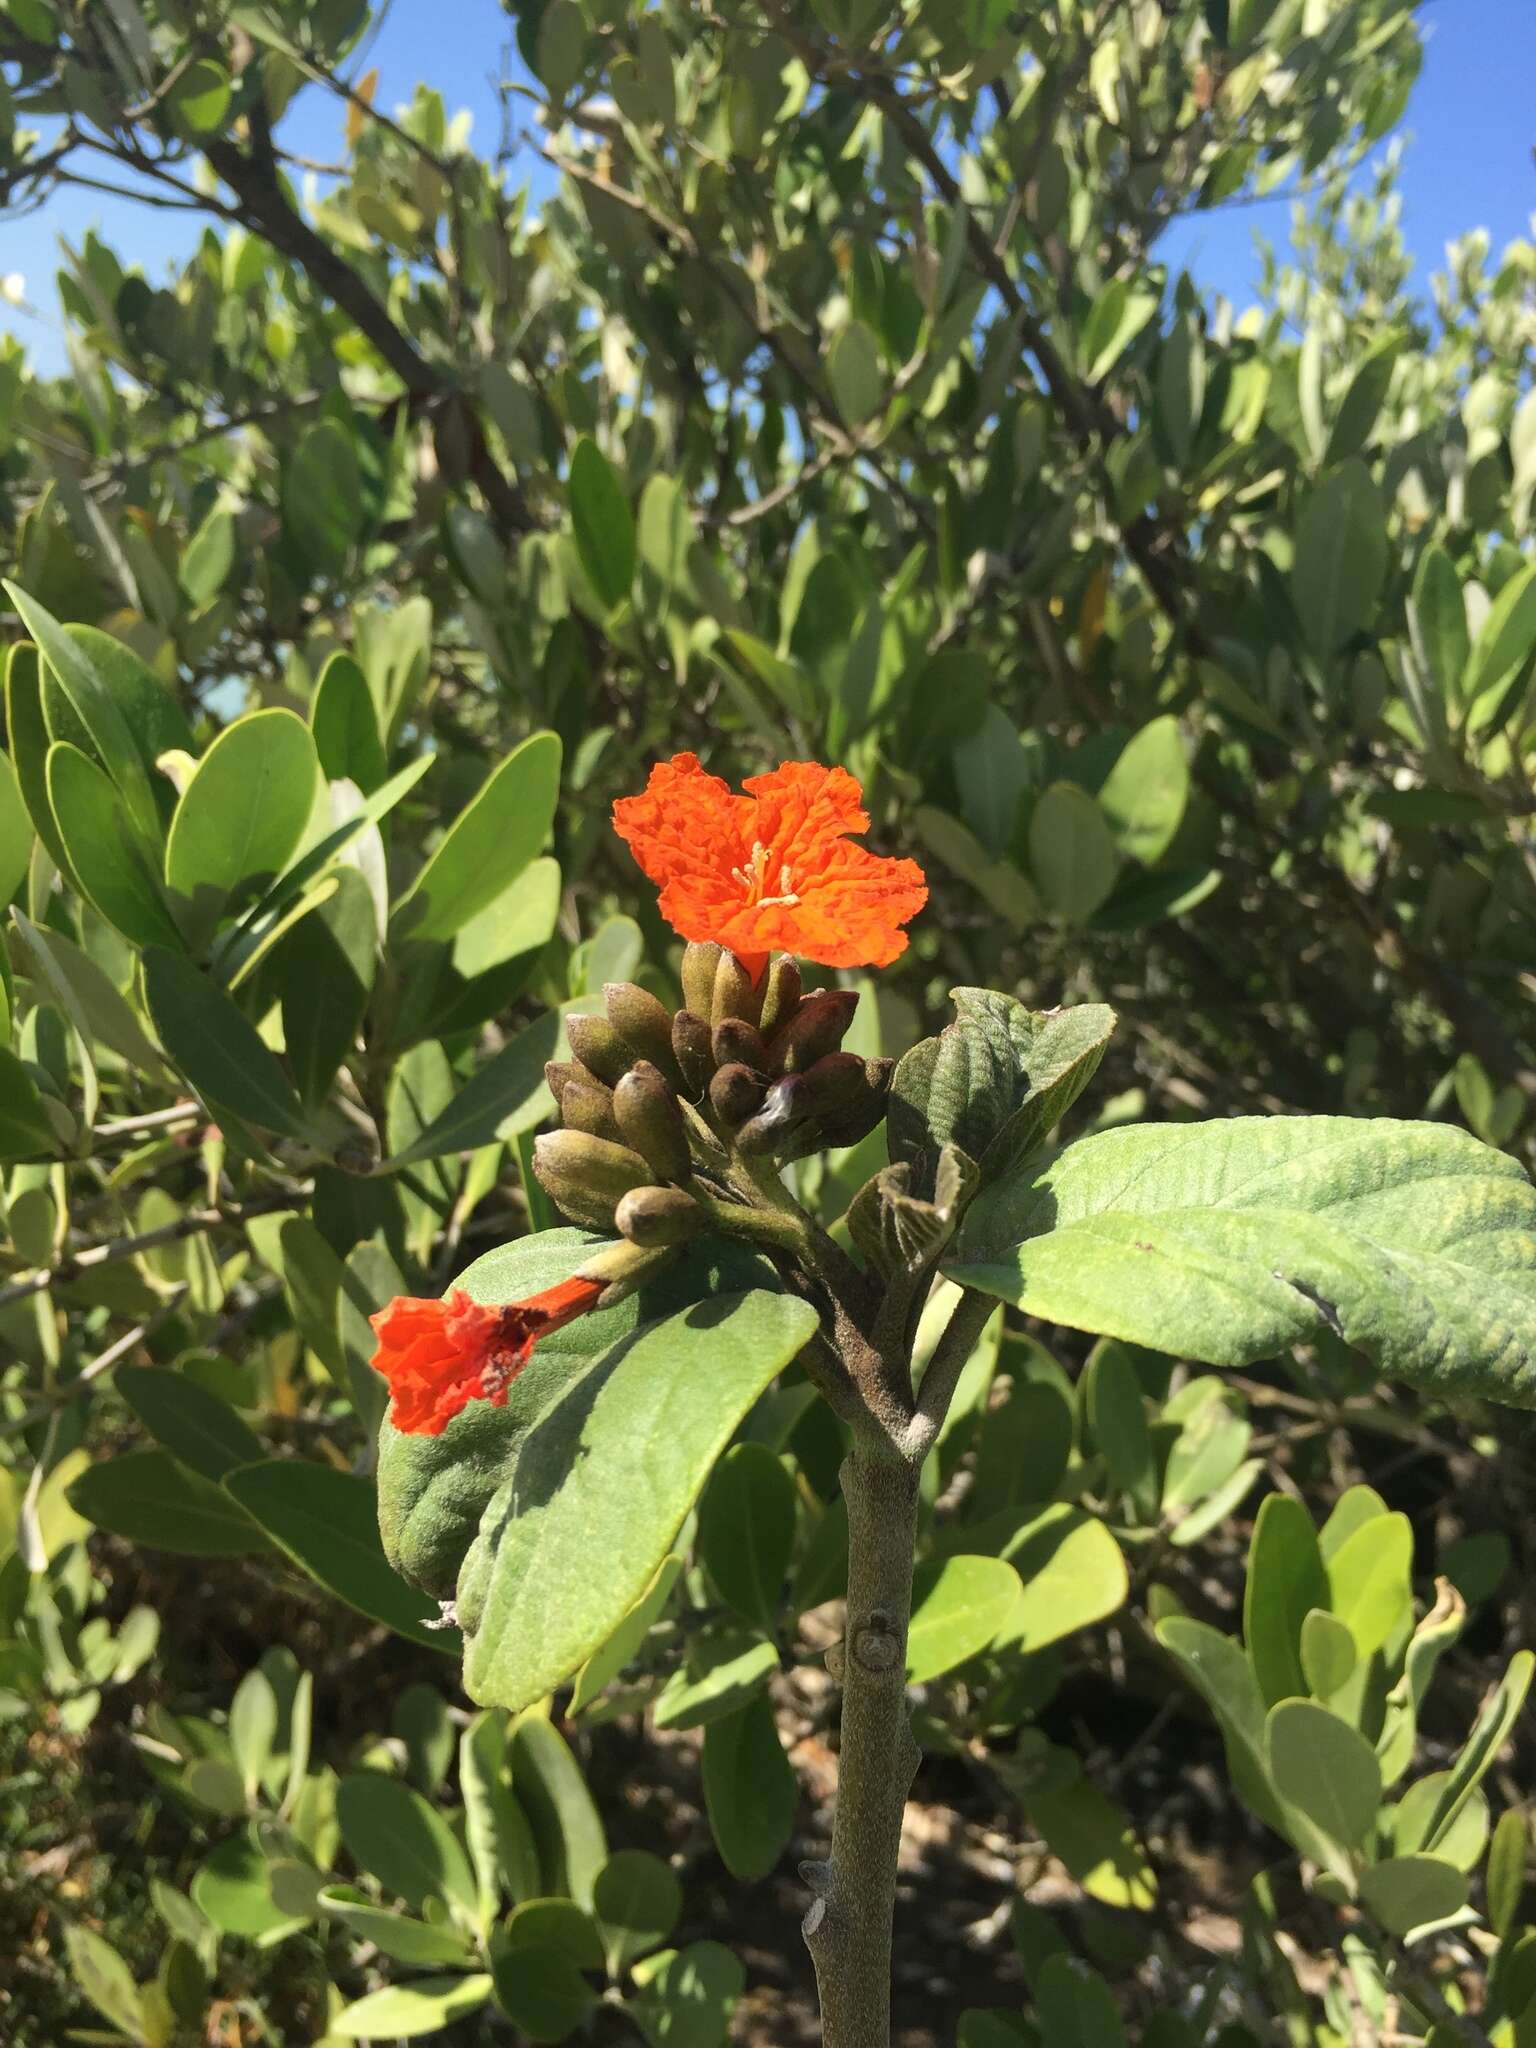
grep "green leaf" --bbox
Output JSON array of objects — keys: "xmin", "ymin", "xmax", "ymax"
[
  {"xmin": 992, "ymin": 1505, "xmax": 1128, "ymax": 1654},
  {"xmin": 167, "ymin": 56, "xmax": 232, "ymax": 133},
  {"xmin": 1266, "ymin": 1698, "xmax": 1381, "ymax": 1857},
  {"xmin": 63, "ymin": 1924, "xmax": 148, "ymax": 2043},
  {"xmin": 311, "ymin": 651, "xmax": 387, "ymax": 792},
  {"xmin": 46, "ymin": 743, "xmax": 181, "ymax": 949},
  {"xmin": 1463, "ymin": 563, "xmax": 1536, "ymax": 719},
  {"xmin": 1095, "ymin": 717, "xmax": 1189, "ymax": 866},
  {"xmin": 1086, "ymin": 1342, "xmax": 1157, "ymax": 1519},
  {"xmin": 1291, "ymin": 460, "xmax": 1386, "ymax": 658},
  {"xmin": 4, "ymin": 583, "xmax": 163, "ymax": 848},
  {"xmin": 508, "ymin": 1717, "xmax": 608, "ymax": 1908},
  {"xmin": 701, "ymin": 1693, "xmax": 798, "ymax": 1881},
  {"xmin": 164, "ymin": 710, "xmax": 321, "ymax": 945},
  {"xmin": 594, "ymin": 1850, "xmax": 682, "ymax": 1976},
  {"xmin": 223, "ymin": 1462, "xmax": 457, "ymax": 1652},
  {"xmin": 331, "ymin": 1976, "xmax": 493, "ymax": 2039},
  {"xmin": 949, "ymin": 1117, "xmax": 1536, "ymax": 1409},
  {"xmin": 1485, "ymin": 1806, "xmax": 1527, "ymax": 1940},
  {"xmin": 1422, "ymin": 1651, "xmax": 1534, "ymax": 1852},
  {"xmin": 460, "ymin": 1712, "xmax": 541, "ymax": 1919},
  {"xmin": 393, "ymin": 731, "xmax": 561, "ymax": 943},
  {"xmin": 68, "ymin": 1449, "xmax": 268, "ymax": 1556},
  {"xmin": 275, "ymin": 865, "xmax": 377, "ymax": 1108},
  {"xmin": 906, "ymin": 1555, "xmax": 1021, "ymax": 1682},
  {"xmin": 283, "ymin": 419, "xmax": 363, "ymax": 575},
  {"xmin": 0, "ymin": 1044, "xmax": 56, "ymax": 1159},
  {"xmin": 1244, "ymin": 1494, "xmax": 1327, "ymax": 1707},
  {"xmin": 6, "ymin": 642, "xmax": 72, "ymax": 879},
  {"xmin": 1300, "ymin": 1609, "xmax": 1357, "ymax": 1700},
  {"xmin": 1082, "ymin": 279, "xmax": 1157, "ymax": 383},
  {"xmin": 318, "ymin": 1886, "xmax": 476, "ymax": 1966},
  {"xmin": 1156, "ymin": 313, "xmax": 1206, "ymax": 468},
  {"xmin": 11, "ymin": 914, "xmax": 167, "ymax": 1080},
  {"xmin": 1021, "ymin": 1775, "xmax": 1157, "ymax": 1910},
  {"xmin": 117, "ymin": 1366, "xmax": 264, "ymax": 1482},
  {"xmin": 1358, "ymin": 1856, "xmax": 1469, "ymax": 1939},
  {"xmin": 889, "ymin": 990, "xmax": 1115, "ymax": 1195},
  {"xmin": 142, "ymin": 948, "xmax": 312, "ymax": 1142},
  {"xmin": 630, "ymin": 1942, "xmax": 745, "ymax": 2048},
  {"xmin": 489, "ymin": 1937, "xmax": 595, "ymax": 2041},
  {"xmin": 383, "ymin": 1008, "xmax": 559, "ymax": 1168},
  {"xmin": 1408, "ymin": 544, "xmax": 1469, "ymax": 717},
  {"xmin": 1325, "ymin": 1511, "xmax": 1412, "ymax": 1657},
  {"xmin": 654, "ymin": 1628, "xmax": 778, "ymax": 1730},
  {"xmin": 0, "ymin": 750, "xmax": 34, "ymax": 907},
  {"xmin": 192, "ymin": 1824, "xmax": 305, "ymax": 1939},
  {"xmin": 180, "ymin": 504, "xmax": 236, "ymax": 605},
  {"xmin": 1156, "ymin": 1615, "xmax": 1286, "ymax": 1833},
  {"xmin": 457, "ymin": 1289, "xmax": 817, "ymax": 1713},
  {"xmin": 571, "ymin": 1554, "xmax": 683, "ymax": 1714},
  {"xmin": 826, "ymin": 319, "xmax": 884, "ymax": 427},
  {"xmin": 568, "ymin": 438, "xmax": 635, "ymax": 610},
  {"xmin": 1028, "ymin": 783, "xmax": 1119, "ymax": 922},
  {"xmin": 697, "ymin": 1442, "xmax": 796, "ymax": 1631},
  {"xmin": 336, "ymin": 1770, "xmax": 477, "ymax": 1919}
]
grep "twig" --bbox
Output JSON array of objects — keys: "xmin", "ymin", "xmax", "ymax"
[{"xmin": 0, "ymin": 1193, "xmax": 306, "ymax": 1309}]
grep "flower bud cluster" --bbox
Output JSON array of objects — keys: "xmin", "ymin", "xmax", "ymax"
[
  {"xmin": 535, "ymin": 947, "xmax": 892, "ymax": 1241},
  {"xmin": 671, "ymin": 942, "xmax": 892, "ymax": 1164}
]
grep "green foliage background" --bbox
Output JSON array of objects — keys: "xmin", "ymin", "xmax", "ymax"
[{"xmin": 1, "ymin": 0, "xmax": 1534, "ymax": 2041}]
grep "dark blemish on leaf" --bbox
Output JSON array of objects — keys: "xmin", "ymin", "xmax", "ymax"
[{"xmin": 1275, "ymin": 1270, "xmax": 1344, "ymax": 1336}]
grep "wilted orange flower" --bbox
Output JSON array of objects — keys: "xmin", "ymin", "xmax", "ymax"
[
  {"xmin": 612, "ymin": 753, "xmax": 927, "ymax": 978},
  {"xmin": 369, "ymin": 1276, "xmax": 604, "ymax": 1436}
]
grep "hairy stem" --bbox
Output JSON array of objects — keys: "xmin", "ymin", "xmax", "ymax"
[{"xmin": 804, "ymin": 1436, "xmax": 921, "ymax": 2048}]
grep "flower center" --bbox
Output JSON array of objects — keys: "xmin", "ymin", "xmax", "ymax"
[{"xmin": 731, "ymin": 840, "xmax": 800, "ymax": 909}]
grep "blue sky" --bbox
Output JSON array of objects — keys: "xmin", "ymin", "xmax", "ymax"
[{"xmin": 1, "ymin": 0, "xmax": 1532, "ymax": 375}]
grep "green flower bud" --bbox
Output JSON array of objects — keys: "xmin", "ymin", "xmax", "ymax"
[
  {"xmin": 533, "ymin": 1130, "xmax": 652, "ymax": 1230},
  {"xmin": 671, "ymin": 1010, "xmax": 714, "ymax": 1100},
  {"xmin": 604, "ymin": 982, "xmax": 687, "ymax": 1091},
  {"xmin": 766, "ymin": 987, "xmax": 860, "ymax": 1074},
  {"xmin": 566, "ymin": 1012, "xmax": 634, "ymax": 1087},
  {"xmin": 712, "ymin": 949, "xmax": 765, "ymax": 1028},
  {"xmin": 562, "ymin": 1076, "xmax": 621, "ymax": 1143},
  {"xmin": 615, "ymin": 1184, "xmax": 706, "ymax": 1248},
  {"xmin": 713, "ymin": 1016, "xmax": 768, "ymax": 1073},
  {"xmin": 710, "ymin": 1061, "xmax": 767, "ymax": 1128},
  {"xmin": 757, "ymin": 956, "xmax": 802, "ymax": 1041},
  {"xmin": 613, "ymin": 1061, "xmax": 693, "ymax": 1184},
  {"xmin": 681, "ymin": 940, "xmax": 725, "ymax": 1018}
]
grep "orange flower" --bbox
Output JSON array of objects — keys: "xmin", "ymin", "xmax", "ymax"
[
  {"xmin": 612, "ymin": 753, "xmax": 927, "ymax": 978},
  {"xmin": 369, "ymin": 1275, "xmax": 604, "ymax": 1436}
]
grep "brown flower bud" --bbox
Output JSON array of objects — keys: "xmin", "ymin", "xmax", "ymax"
[
  {"xmin": 615, "ymin": 1183, "xmax": 706, "ymax": 1248},
  {"xmin": 562, "ymin": 1077, "xmax": 621, "ymax": 1143},
  {"xmin": 757, "ymin": 956, "xmax": 802, "ymax": 1041},
  {"xmin": 713, "ymin": 1016, "xmax": 768, "ymax": 1073},
  {"xmin": 710, "ymin": 1061, "xmax": 768, "ymax": 1128},
  {"xmin": 533, "ymin": 1130, "xmax": 652, "ymax": 1230},
  {"xmin": 712, "ymin": 949, "xmax": 764, "ymax": 1028},
  {"xmin": 671, "ymin": 1009, "xmax": 713, "ymax": 1100},
  {"xmin": 767, "ymin": 988, "xmax": 860, "ymax": 1074},
  {"xmin": 681, "ymin": 940, "xmax": 724, "ymax": 1018},
  {"xmin": 613, "ymin": 1062, "xmax": 692, "ymax": 1184},
  {"xmin": 604, "ymin": 982, "xmax": 686, "ymax": 1091},
  {"xmin": 544, "ymin": 1060, "xmax": 584, "ymax": 1112},
  {"xmin": 815, "ymin": 1058, "xmax": 895, "ymax": 1151},
  {"xmin": 735, "ymin": 1052, "xmax": 867, "ymax": 1158},
  {"xmin": 566, "ymin": 1012, "xmax": 634, "ymax": 1087}
]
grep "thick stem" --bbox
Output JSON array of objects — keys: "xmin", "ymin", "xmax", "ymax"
[{"xmin": 804, "ymin": 1437, "xmax": 921, "ymax": 2048}]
